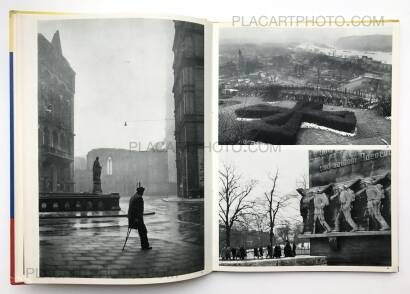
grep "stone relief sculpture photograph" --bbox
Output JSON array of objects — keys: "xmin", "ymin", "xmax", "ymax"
[
  {"xmin": 37, "ymin": 18, "xmax": 204, "ymax": 278},
  {"xmin": 218, "ymin": 149, "xmax": 391, "ymax": 267},
  {"xmin": 218, "ymin": 26, "xmax": 393, "ymax": 145}
]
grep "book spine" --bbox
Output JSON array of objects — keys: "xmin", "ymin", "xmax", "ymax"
[
  {"xmin": 9, "ymin": 12, "xmax": 22, "ymax": 284},
  {"xmin": 9, "ymin": 48, "xmax": 17, "ymax": 285}
]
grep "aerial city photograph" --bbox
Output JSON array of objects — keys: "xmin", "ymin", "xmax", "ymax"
[{"xmin": 218, "ymin": 27, "xmax": 392, "ymax": 145}]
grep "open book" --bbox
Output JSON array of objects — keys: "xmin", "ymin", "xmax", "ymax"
[{"xmin": 10, "ymin": 11, "xmax": 399, "ymax": 285}]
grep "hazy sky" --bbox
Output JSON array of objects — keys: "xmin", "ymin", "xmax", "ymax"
[
  {"xmin": 219, "ymin": 148, "xmax": 308, "ymax": 224},
  {"xmin": 39, "ymin": 19, "xmax": 175, "ymax": 157},
  {"xmin": 220, "ymin": 26, "xmax": 393, "ymax": 46}
]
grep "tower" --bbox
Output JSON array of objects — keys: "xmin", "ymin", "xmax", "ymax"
[
  {"xmin": 38, "ymin": 31, "xmax": 75, "ymax": 192},
  {"xmin": 238, "ymin": 49, "xmax": 245, "ymax": 74}
]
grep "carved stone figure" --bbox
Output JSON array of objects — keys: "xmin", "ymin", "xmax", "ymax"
[
  {"xmin": 299, "ymin": 190, "xmax": 316, "ymax": 233},
  {"xmin": 331, "ymin": 185, "xmax": 358, "ymax": 232},
  {"xmin": 365, "ymin": 182, "xmax": 390, "ymax": 231},
  {"xmin": 300, "ymin": 192, "xmax": 310, "ymax": 232},
  {"xmin": 92, "ymin": 156, "xmax": 102, "ymax": 194},
  {"xmin": 313, "ymin": 192, "xmax": 331, "ymax": 233}
]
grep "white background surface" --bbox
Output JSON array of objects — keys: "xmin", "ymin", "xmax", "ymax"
[{"xmin": 1, "ymin": 0, "xmax": 409, "ymax": 293}]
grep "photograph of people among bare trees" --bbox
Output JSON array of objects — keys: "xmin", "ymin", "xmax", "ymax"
[
  {"xmin": 219, "ymin": 148, "xmax": 392, "ymax": 267},
  {"xmin": 218, "ymin": 26, "xmax": 393, "ymax": 145}
]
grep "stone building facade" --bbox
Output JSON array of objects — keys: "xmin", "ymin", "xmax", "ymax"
[
  {"xmin": 172, "ymin": 21, "xmax": 204, "ymax": 198},
  {"xmin": 38, "ymin": 31, "xmax": 75, "ymax": 193},
  {"xmin": 74, "ymin": 148, "xmax": 172, "ymax": 196}
]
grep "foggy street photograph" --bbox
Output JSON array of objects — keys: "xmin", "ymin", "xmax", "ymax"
[{"xmin": 37, "ymin": 18, "xmax": 205, "ymax": 278}]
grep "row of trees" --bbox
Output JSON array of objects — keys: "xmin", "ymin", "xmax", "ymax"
[{"xmin": 219, "ymin": 164, "xmax": 306, "ymax": 248}]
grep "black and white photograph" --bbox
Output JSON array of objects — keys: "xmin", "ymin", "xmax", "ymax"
[
  {"xmin": 219, "ymin": 149, "xmax": 391, "ymax": 267},
  {"xmin": 218, "ymin": 27, "xmax": 393, "ymax": 145},
  {"xmin": 37, "ymin": 18, "xmax": 205, "ymax": 279},
  {"xmin": 4, "ymin": 1, "xmax": 408, "ymax": 292}
]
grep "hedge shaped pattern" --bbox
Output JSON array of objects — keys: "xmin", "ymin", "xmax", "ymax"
[{"xmin": 234, "ymin": 102, "xmax": 356, "ymax": 144}]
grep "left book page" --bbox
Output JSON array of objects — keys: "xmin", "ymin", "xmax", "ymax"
[{"xmin": 10, "ymin": 12, "xmax": 214, "ymax": 285}]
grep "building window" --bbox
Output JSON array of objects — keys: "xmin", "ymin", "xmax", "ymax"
[
  {"xmin": 184, "ymin": 92, "xmax": 194, "ymax": 114},
  {"xmin": 67, "ymin": 137, "xmax": 72, "ymax": 154},
  {"xmin": 44, "ymin": 128, "xmax": 50, "ymax": 146},
  {"xmin": 39, "ymin": 129, "xmax": 44, "ymax": 145},
  {"xmin": 107, "ymin": 157, "xmax": 112, "ymax": 175},
  {"xmin": 52, "ymin": 130, "xmax": 59, "ymax": 148},
  {"xmin": 60, "ymin": 133, "xmax": 66, "ymax": 151}
]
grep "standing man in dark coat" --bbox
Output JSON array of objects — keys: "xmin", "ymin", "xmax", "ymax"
[
  {"xmin": 128, "ymin": 183, "xmax": 151, "ymax": 250},
  {"xmin": 284, "ymin": 240, "xmax": 292, "ymax": 257},
  {"xmin": 267, "ymin": 245, "xmax": 273, "ymax": 259},
  {"xmin": 253, "ymin": 247, "xmax": 259, "ymax": 259},
  {"xmin": 259, "ymin": 247, "xmax": 264, "ymax": 259},
  {"xmin": 239, "ymin": 246, "xmax": 246, "ymax": 260},
  {"xmin": 274, "ymin": 244, "xmax": 282, "ymax": 258},
  {"xmin": 292, "ymin": 242, "xmax": 297, "ymax": 257},
  {"xmin": 231, "ymin": 247, "xmax": 237, "ymax": 260}
]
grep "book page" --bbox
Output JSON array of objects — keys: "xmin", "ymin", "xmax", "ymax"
[
  {"xmin": 212, "ymin": 20, "xmax": 399, "ymax": 272},
  {"xmin": 11, "ymin": 12, "xmax": 213, "ymax": 284}
]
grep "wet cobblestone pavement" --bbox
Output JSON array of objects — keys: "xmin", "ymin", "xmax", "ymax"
[{"xmin": 40, "ymin": 196, "xmax": 204, "ymax": 278}]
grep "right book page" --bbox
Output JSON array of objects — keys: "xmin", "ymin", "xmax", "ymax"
[{"xmin": 212, "ymin": 20, "xmax": 399, "ymax": 272}]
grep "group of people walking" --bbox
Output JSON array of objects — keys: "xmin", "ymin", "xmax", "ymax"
[
  {"xmin": 221, "ymin": 241, "xmax": 297, "ymax": 260},
  {"xmin": 220, "ymin": 246, "xmax": 248, "ymax": 260}
]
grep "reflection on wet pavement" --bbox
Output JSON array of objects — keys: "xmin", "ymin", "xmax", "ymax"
[
  {"xmin": 40, "ymin": 196, "xmax": 204, "ymax": 278},
  {"xmin": 40, "ymin": 196, "xmax": 204, "ymax": 244}
]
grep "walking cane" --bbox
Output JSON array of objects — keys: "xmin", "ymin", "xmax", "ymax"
[{"xmin": 122, "ymin": 227, "xmax": 132, "ymax": 251}]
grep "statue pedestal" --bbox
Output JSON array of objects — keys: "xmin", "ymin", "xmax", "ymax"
[
  {"xmin": 92, "ymin": 180, "xmax": 102, "ymax": 194},
  {"xmin": 300, "ymin": 231, "xmax": 391, "ymax": 266},
  {"xmin": 39, "ymin": 192, "xmax": 120, "ymax": 212}
]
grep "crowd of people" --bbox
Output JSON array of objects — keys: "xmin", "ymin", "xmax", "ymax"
[{"xmin": 220, "ymin": 241, "xmax": 297, "ymax": 261}]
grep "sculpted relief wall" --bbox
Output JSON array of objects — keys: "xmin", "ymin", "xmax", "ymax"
[{"xmin": 299, "ymin": 150, "xmax": 391, "ymax": 235}]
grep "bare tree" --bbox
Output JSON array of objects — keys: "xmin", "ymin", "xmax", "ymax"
[
  {"xmin": 275, "ymin": 220, "xmax": 292, "ymax": 242},
  {"xmin": 235, "ymin": 213, "xmax": 254, "ymax": 247},
  {"xmin": 219, "ymin": 164, "xmax": 256, "ymax": 247},
  {"xmin": 293, "ymin": 222, "xmax": 305, "ymax": 245},
  {"xmin": 249, "ymin": 201, "xmax": 269, "ymax": 245},
  {"xmin": 252, "ymin": 204, "xmax": 268, "ymax": 233},
  {"xmin": 263, "ymin": 169, "xmax": 295, "ymax": 248},
  {"xmin": 296, "ymin": 173, "xmax": 309, "ymax": 190}
]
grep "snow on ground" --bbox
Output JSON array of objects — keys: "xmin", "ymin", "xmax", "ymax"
[
  {"xmin": 300, "ymin": 122, "xmax": 357, "ymax": 137},
  {"xmin": 236, "ymin": 117, "xmax": 261, "ymax": 121}
]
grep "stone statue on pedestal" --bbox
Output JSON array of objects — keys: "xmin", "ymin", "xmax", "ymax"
[{"xmin": 92, "ymin": 156, "xmax": 102, "ymax": 194}]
